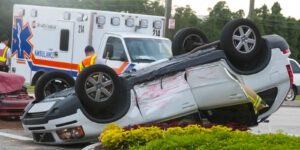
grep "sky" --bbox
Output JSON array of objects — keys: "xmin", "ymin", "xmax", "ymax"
[{"xmin": 172, "ymin": 0, "xmax": 300, "ymax": 19}]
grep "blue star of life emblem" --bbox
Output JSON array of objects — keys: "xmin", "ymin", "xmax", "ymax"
[{"xmin": 12, "ymin": 17, "xmax": 33, "ymax": 60}]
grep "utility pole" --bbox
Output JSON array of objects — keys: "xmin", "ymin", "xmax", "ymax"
[
  {"xmin": 248, "ymin": 0, "xmax": 255, "ymax": 20},
  {"xmin": 164, "ymin": 0, "xmax": 172, "ymax": 36}
]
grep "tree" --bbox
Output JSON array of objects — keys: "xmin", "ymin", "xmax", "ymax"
[
  {"xmin": 271, "ymin": 2, "xmax": 282, "ymax": 15},
  {"xmin": 169, "ymin": 5, "xmax": 201, "ymax": 38},
  {"xmin": 199, "ymin": 1, "xmax": 244, "ymax": 41}
]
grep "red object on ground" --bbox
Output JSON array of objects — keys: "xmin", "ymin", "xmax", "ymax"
[
  {"xmin": 0, "ymin": 72, "xmax": 25, "ymax": 94},
  {"xmin": 0, "ymin": 72, "xmax": 33, "ymax": 117}
]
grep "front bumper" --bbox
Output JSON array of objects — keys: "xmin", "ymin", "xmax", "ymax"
[
  {"xmin": 0, "ymin": 92, "xmax": 33, "ymax": 117},
  {"xmin": 22, "ymin": 109, "xmax": 101, "ymax": 144},
  {"xmin": 21, "ymin": 94, "xmax": 104, "ymax": 144}
]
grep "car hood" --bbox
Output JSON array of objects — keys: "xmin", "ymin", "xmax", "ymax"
[{"xmin": 0, "ymin": 72, "xmax": 25, "ymax": 94}]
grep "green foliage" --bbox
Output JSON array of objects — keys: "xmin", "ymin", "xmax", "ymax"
[
  {"xmin": 131, "ymin": 132, "xmax": 300, "ymax": 150},
  {"xmin": 252, "ymin": 3, "xmax": 300, "ymax": 59},
  {"xmin": 100, "ymin": 124, "xmax": 300, "ymax": 150},
  {"xmin": 99, "ymin": 124, "xmax": 232, "ymax": 150}
]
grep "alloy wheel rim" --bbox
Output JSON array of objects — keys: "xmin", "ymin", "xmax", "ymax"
[
  {"xmin": 232, "ymin": 25, "xmax": 256, "ymax": 54},
  {"xmin": 84, "ymin": 72, "xmax": 114, "ymax": 102}
]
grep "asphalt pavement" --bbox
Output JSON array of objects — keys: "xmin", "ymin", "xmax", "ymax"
[{"xmin": 251, "ymin": 106, "xmax": 300, "ymax": 136}]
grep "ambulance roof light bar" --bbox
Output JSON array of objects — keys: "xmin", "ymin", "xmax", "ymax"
[
  {"xmin": 18, "ymin": 8, "xmax": 25, "ymax": 16},
  {"xmin": 139, "ymin": 19, "xmax": 148, "ymax": 28},
  {"xmin": 31, "ymin": 9, "xmax": 37, "ymax": 17},
  {"xmin": 125, "ymin": 18, "xmax": 134, "ymax": 27},
  {"xmin": 153, "ymin": 20, "xmax": 162, "ymax": 29},
  {"xmin": 64, "ymin": 12, "xmax": 71, "ymax": 20},
  {"xmin": 111, "ymin": 17, "xmax": 120, "ymax": 26},
  {"xmin": 96, "ymin": 15, "xmax": 106, "ymax": 25},
  {"xmin": 77, "ymin": 13, "xmax": 88, "ymax": 22}
]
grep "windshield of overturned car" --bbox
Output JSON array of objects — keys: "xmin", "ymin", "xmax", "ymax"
[{"xmin": 125, "ymin": 38, "xmax": 172, "ymax": 63}]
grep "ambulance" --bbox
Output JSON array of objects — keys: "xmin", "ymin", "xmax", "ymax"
[{"xmin": 11, "ymin": 5, "xmax": 172, "ymax": 85}]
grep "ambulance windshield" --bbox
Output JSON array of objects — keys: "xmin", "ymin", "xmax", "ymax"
[{"xmin": 125, "ymin": 38, "xmax": 172, "ymax": 63}]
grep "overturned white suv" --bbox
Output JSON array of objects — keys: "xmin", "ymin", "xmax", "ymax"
[{"xmin": 21, "ymin": 19, "xmax": 292, "ymax": 144}]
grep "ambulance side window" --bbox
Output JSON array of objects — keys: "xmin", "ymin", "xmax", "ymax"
[
  {"xmin": 103, "ymin": 37, "xmax": 128, "ymax": 61},
  {"xmin": 60, "ymin": 29, "xmax": 70, "ymax": 51}
]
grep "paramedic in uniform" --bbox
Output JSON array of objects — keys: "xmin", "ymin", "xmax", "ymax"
[
  {"xmin": 0, "ymin": 34, "xmax": 12, "ymax": 72},
  {"xmin": 78, "ymin": 45, "xmax": 105, "ymax": 73}
]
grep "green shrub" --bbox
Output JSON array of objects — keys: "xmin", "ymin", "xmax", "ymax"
[
  {"xmin": 100, "ymin": 124, "xmax": 236, "ymax": 149},
  {"xmin": 131, "ymin": 132, "xmax": 300, "ymax": 150},
  {"xmin": 100, "ymin": 124, "xmax": 300, "ymax": 150}
]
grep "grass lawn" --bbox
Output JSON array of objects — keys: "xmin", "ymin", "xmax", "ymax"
[
  {"xmin": 296, "ymin": 95, "xmax": 300, "ymax": 101},
  {"xmin": 26, "ymin": 85, "xmax": 34, "ymax": 94}
]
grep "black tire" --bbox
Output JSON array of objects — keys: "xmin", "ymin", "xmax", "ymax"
[
  {"xmin": 75, "ymin": 64, "xmax": 120, "ymax": 110},
  {"xmin": 285, "ymin": 87, "xmax": 296, "ymax": 101},
  {"xmin": 220, "ymin": 19, "xmax": 262, "ymax": 62},
  {"xmin": 34, "ymin": 71, "xmax": 75, "ymax": 101},
  {"xmin": 76, "ymin": 64, "xmax": 131, "ymax": 123},
  {"xmin": 172, "ymin": 27, "xmax": 209, "ymax": 56}
]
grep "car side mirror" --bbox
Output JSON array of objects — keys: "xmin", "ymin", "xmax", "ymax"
[{"xmin": 105, "ymin": 45, "xmax": 114, "ymax": 59}]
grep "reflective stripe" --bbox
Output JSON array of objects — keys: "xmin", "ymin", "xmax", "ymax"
[
  {"xmin": 78, "ymin": 55, "xmax": 97, "ymax": 73},
  {"xmin": 0, "ymin": 47, "xmax": 8, "ymax": 62},
  {"xmin": 90, "ymin": 55, "xmax": 96, "ymax": 65}
]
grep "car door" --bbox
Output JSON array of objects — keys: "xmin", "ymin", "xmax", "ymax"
[
  {"xmin": 186, "ymin": 62, "xmax": 248, "ymax": 109},
  {"xmin": 134, "ymin": 72, "xmax": 198, "ymax": 122},
  {"xmin": 101, "ymin": 36, "xmax": 130, "ymax": 74}
]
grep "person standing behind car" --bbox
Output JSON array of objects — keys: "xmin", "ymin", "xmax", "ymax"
[
  {"xmin": 78, "ymin": 45, "xmax": 97, "ymax": 73},
  {"xmin": 0, "ymin": 34, "xmax": 12, "ymax": 72}
]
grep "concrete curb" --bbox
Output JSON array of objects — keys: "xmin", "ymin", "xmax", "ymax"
[{"xmin": 82, "ymin": 143, "xmax": 101, "ymax": 150}]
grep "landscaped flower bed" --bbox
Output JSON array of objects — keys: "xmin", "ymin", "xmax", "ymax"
[{"xmin": 98, "ymin": 123, "xmax": 300, "ymax": 150}]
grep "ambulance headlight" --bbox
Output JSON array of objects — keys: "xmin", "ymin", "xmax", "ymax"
[
  {"xmin": 140, "ymin": 19, "xmax": 148, "ymax": 28},
  {"xmin": 96, "ymin": 15, "xmax": 106, "ymax": 25},
  {"xmin": 111, "ymin": 17, "xmax": 120, "ymax": 26},
  {"xmin": 153, "ymin": 20, "xmax": 162, "ymax": 29},
  {"xmin": 126, "ymin": 18, "xmax": 134, "ymax": 27}
]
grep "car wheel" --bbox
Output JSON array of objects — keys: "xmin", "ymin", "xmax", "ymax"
[
  {"xmin": 285, "ymin": 88, "xmax": 296, "ymax": 101},
  {"xmin": 220, "ymin": 19, "xmax": 262, "ymax": 62},
  {"xmin": 75, "ymin": 64, "xmax": 130, "ymax": 123},
  {"xmin": 35, "ymin": 71, "xmax": 75, "ymax": 101},
  {"xmin": 76, "ymin": 64, "xmax": 119, "ymax": 109},
  {"xmin": 172, "ymin": 27, "xmax": 209, "ymax": 56}
]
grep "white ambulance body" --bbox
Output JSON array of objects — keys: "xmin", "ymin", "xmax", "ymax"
[{"xmin": 11, "ymin": 5, "xmax": 172, "ymax": 84}]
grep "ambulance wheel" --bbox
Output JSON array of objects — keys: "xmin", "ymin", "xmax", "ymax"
[
  {"xmin": 172, "ymin": 27, "xmax": 209, "ymax": 56},
  {"xmin": 35, "ymin": 71, "xmax": 75, "ymax": 101},
  {"xmin": 220, "ymin": 19, "xmax": 262, "ymax": 62}
]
